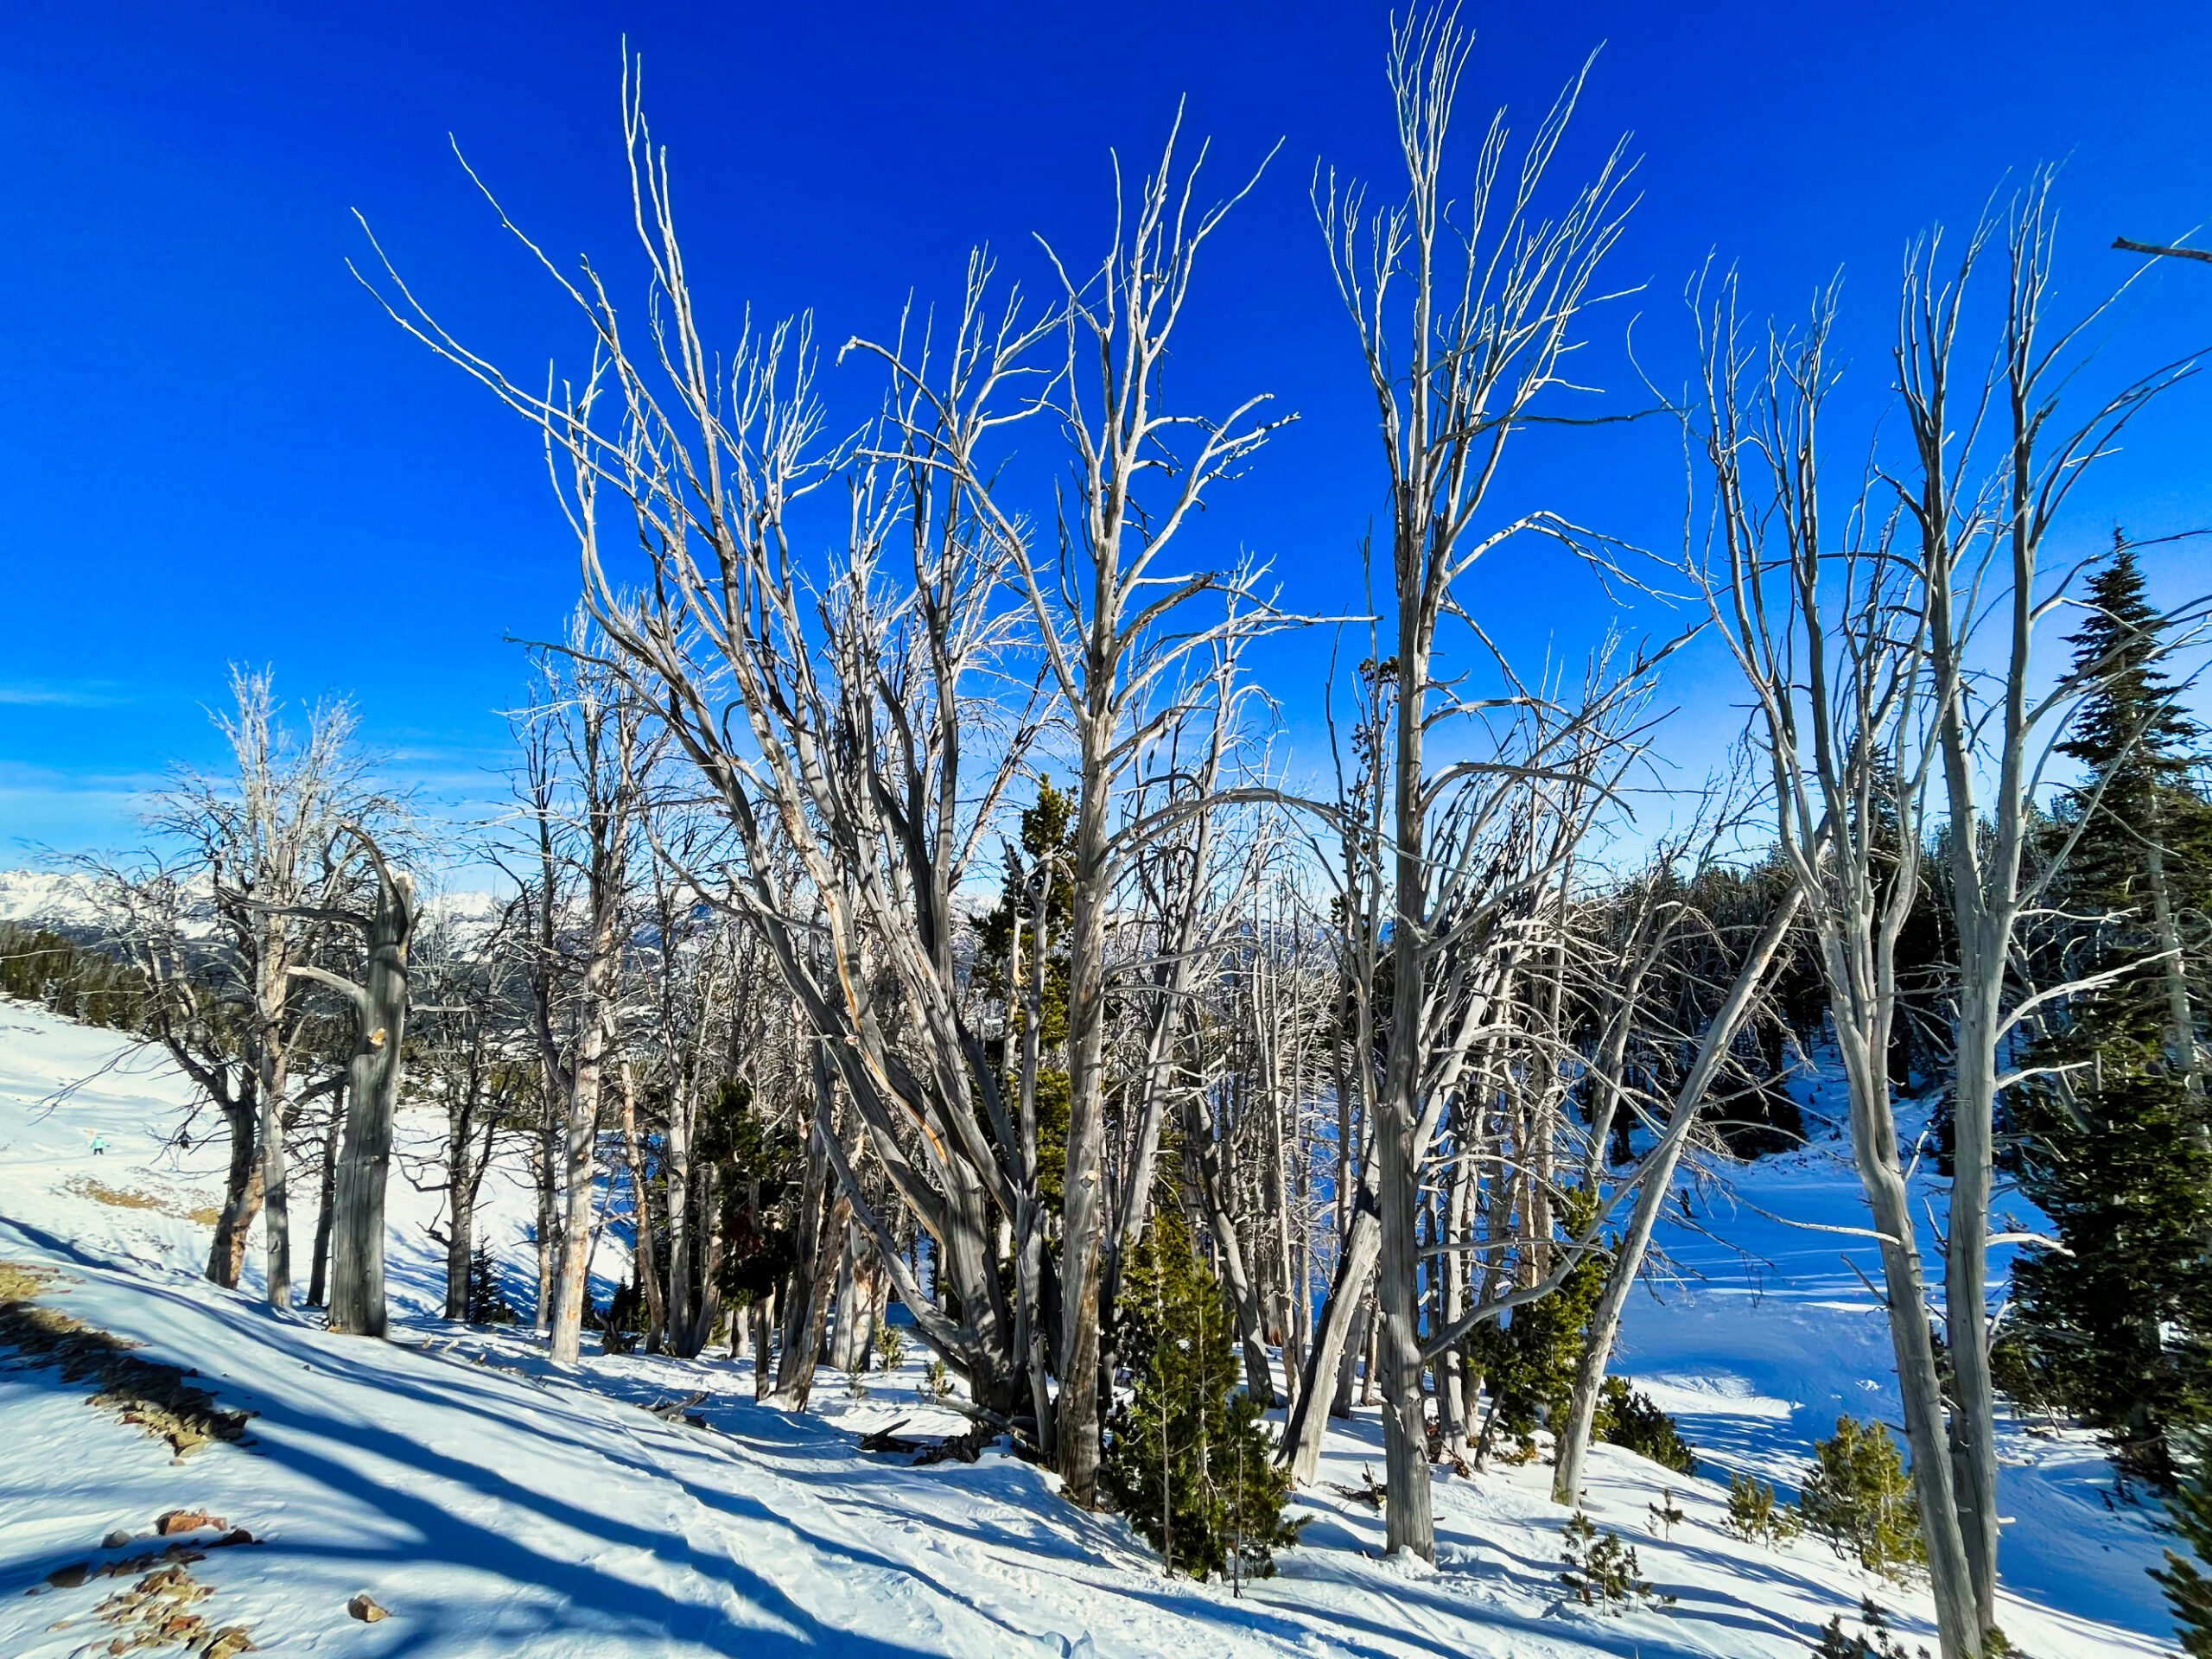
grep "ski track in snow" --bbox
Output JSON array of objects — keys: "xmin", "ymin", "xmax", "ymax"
[{"xmin": 0, "ymin": 1000, "xmax": 2181, "ymax": 1656}]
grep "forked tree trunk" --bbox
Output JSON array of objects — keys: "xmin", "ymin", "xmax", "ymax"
[
  {"xmin": 771, "ymin": 1200, "xmax": 849, "ymax": 1411},
  {"xmin": 769, "ymin": 1084, "xmax": 849, "ymax": 1411},
  {"xmin": 1853, "ymin": 1047, "xmax": 1982, "ymax": 1659}
]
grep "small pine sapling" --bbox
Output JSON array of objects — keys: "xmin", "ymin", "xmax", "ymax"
[
  {"xmin": 922, "ymin": 1357, "xmax": 950, "ymax": 1402},
  {"xmin": 874, "ymin": 1323, "xmax": 908, "ymax": 1374},
  {"xmin": 1725, "ymin": 1471, "xmax": 1802, "ymax": 1545},
  {"xmin": 1648, "ymin": 1488, "xmax": 1684, "ymax": 1541},
  {"xmin": 465, "ymin": 1239, "xmax": 514, "ymax": 1325},
  {"xmin": 1799, "ymin": 1417, "xmax": 1925, "ymax": 1580},
  {"xmin": 1808, "ymin": 1598, "xmax": 1932, "ymax": 1659},
  {"xmin": 1559, "ymin": 1510, "xmax": 1675, "ymax": 1614}
]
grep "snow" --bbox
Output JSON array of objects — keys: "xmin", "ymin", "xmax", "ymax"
[
  {"xmin": 0, "ymin": 869, "xmax": 105, "ymax": 930},
  {"xmin": 0, "ymin": 999, "xmax": 2183, "ymax": 1657}
]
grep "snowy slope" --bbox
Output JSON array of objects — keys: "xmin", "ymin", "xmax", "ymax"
[
  {"xmin": 1615, "ymin": 1056, "xmax": 2178, "ymax": 1655},
  {"xmin": 0, "ymin": 1000, "xmax": 2183, "ymax": 1658}
]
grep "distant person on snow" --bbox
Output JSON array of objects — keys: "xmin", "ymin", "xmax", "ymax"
[{"xmin": 90, "ymin": 1134, "xmax": 108, "ymax": 1156}]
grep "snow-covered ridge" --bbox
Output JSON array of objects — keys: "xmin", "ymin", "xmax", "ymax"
[
  {"xmin": 0, "ymin": 868, "xmax": 105, "ymax": 929},
  {"xmin": 0, "ymin": 867, "xmax": 509, "ymax": 937}
]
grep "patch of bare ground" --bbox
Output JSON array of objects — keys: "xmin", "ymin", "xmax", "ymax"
[
  {"xmin": 66, "ymin": 1179, "xmax": 223, "ymax": 1228},
  {"xmin": 0, "ymin": 1261, "xmax": 250, "ymax": 1456}
]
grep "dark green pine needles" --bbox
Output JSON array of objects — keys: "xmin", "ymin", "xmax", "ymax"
[
  {"xmin": 2010, "ymin": 537, "xmax": 2212, "ymax": 1490},
  {"xmin": 1103, "ymin": 1208, "xmax": 1300, "ymax": 1581}
]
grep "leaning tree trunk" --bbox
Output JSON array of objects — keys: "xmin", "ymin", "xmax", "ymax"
[
  {"xmin": 206, "ymin": 1090, "xmax": 261, "ymax": 1288},
  {"xmin": 316, "ymin": 847, "xmax": 420, "ymax": 1340},
  {"xmin": 1283, "ymin": 1199, "xmax": 1380, "ymax": 1484},
  {"xmin": 769, "ymin": 1074, "xmax": 849, "ymax": 1411},
  {"xmin": 1554, "ymin": 892, "xmax": 1800, "ymax": 1503}
]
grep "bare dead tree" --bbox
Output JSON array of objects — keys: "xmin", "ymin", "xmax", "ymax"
[
  {"xmin": 407, "ymin": 893, "xmax": 534, "ymax": 1321},
  {"xmin": 131, "ymin": 670, "xmax": 385, "ymax": 1302},
  {"xmin": 80, "ymin": 855, "xmax": 265, "ymax": 1286},
  {"xmin": 1688, "ymin": 268, "xmax": 1980, "ymax": 1656},
  {"xmin": 632, "ymin": 798, "xmax": 742, "ymax": 1357},
  {"xmin": 1896, "ymin": 182, "xmax": 2197, "ymax": 1632},
  {"xmin": 849, "ymin": 114, "xmax": 1296, "ymax": 1505},
  {"xmin": 1309, "ymin": 6, "xmax": 1637, "ymax": 1556},
  {"xmin": 505, "ymin": 619, "xmax": 654, "ymax": 1367},
  {"xmin": 357, "ymin": 79, "xmax": 1058, "ymax": 1416}
]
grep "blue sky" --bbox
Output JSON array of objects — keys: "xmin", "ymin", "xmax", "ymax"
[{"xmin": 3, "ymin": 1, "xmax": 2209, "ymax": 860}]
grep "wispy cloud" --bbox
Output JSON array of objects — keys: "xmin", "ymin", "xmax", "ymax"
[{"xmin": 0, "ymin": 680, "xmax": 135, "ymax": 709}]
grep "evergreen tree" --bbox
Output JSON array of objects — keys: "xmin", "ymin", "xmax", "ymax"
[
  {"xmin": 699, "ymin": 1077, "xmax": 802, "ymax": 1306},
  {"xmin": 1473, "ymin": 1198, "xmax": 1610, "ymax": 1459},
  {"xmin": 2055, "ymin": 540, "xmax": 2212, "ymax": 949},
  {"xmin": 1594, "ymin": 1376, "xmax": 1698, "ymax": 1475},
  {"xmin": 974, "ymin": 779, "xmax": 1077, "ymax": 1211},
  {"xmin": 1103, "ymin": 1208, "xmax": 1300, "ymax": 1580},
  {"xmin": 2154, "ymin": 1438, "xmax": 2212, "ymax": 1656},
  {"xmin": 0, "ymin": 922, "xmax": 148, "ymax": 1030},
  {"xmin": 465, "ymin": 1237, "xmax": 514, "ymax": 1324},
  {"xmin": 1798, "ymin": 1416, "xmax": 1925, "ymax": 1580},
  {"xmin": 2010, "ymin": 537, "xmax": 2212, "ymax": 1488},
  {"xmin": 2012, "ymin": 1077, "xmax": 2212, "ymax": 1486}
]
